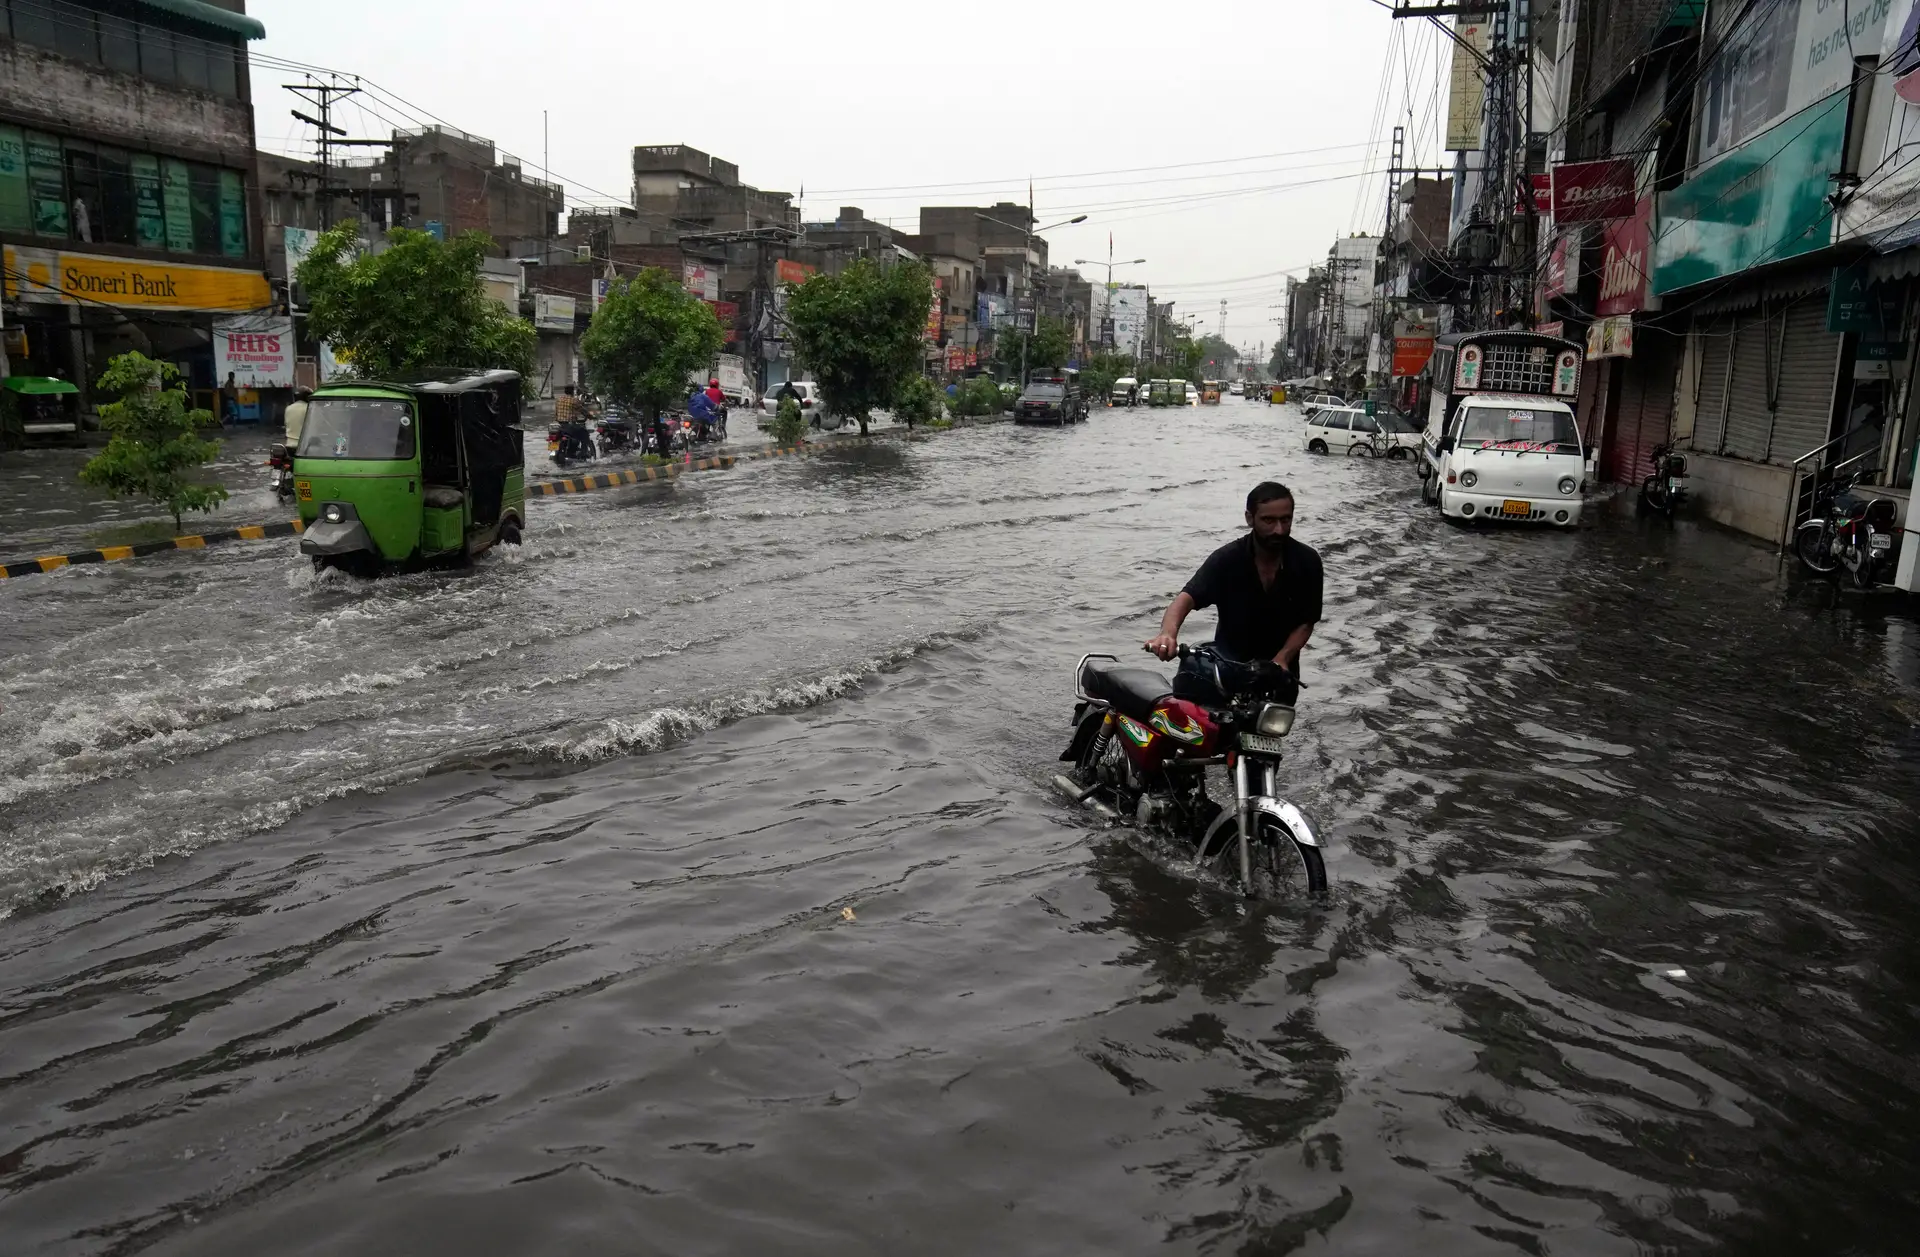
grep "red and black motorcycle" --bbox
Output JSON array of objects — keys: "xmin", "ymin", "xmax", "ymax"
[
  {"xmin": 1794, "ymin": 467, "xmax": 1904, "ymax": 589},
  {"xmin": 1055, "ymin": 644, "xmax": 1327, "ymax": 898}
]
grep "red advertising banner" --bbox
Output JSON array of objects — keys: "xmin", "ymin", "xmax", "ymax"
[
  {"xmin": 1595, "ymin": 194, "xmax": 1653, "ymax": 316},
  {"xmin": 775, "ymin": 259, "xmax": 816, "ymax": 285},
  {"xmin": 1516, "ymin": 173, "xmax": 1551, "ymax": 214},
  {"xmin": 1550, "ymin": 158, "xmax": 1637, "ymax": 223},
  {"xmin": 1392, "ymin": 336, "xmax": 1435, "ymax": 378}
]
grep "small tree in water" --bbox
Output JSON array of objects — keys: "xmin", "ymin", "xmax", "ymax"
[
  {"xmin": 783, "ymin": 259, "xmax": 933, "ymax": 436},
  {"xmin": 580, "ymin": 269, "xmax": 724, "ymax": 458},
  {"xmin": 79, "ymin": 352, "xmax": 227, "ymax": 533},
  {"xmin": 769, "ymin": 395, "xmax": 807, "ymax": 446}
]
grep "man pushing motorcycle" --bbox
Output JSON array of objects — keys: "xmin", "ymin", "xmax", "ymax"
[{"xmin": 1145, "ymin": 481, "xmax": 1322, "ymax": 678}]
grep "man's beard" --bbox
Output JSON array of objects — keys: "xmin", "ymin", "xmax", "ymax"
[{"xmin": 1254, "ymin": 531, "xmax": 1286, "ymax": 555}]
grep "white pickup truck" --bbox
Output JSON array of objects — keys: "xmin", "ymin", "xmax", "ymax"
[{"xmin": 1417, "ymin": 333, "xmax": 1590, "ymax": 528}]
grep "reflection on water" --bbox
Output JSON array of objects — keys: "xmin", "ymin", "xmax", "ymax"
[{"xmin": 2, "ymin": 401, "xmax": 1918, "ymax": 1255}]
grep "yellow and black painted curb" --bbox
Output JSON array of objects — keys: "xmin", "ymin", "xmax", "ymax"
[
  {"xmin": 0, "ymin": 519, "xmax": 306, "ymax": 581},
  {"xmin": 532, "ymin": 436, "xmax": 869, "ymax": 497}
]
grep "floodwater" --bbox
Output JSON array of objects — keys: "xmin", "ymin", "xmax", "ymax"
[{"xmin": 3, "ymin": 399, "xmax": 1919, "ymax": 1255}]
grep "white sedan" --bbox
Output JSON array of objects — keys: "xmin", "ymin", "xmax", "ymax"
[
  {"xmin": 759, "ymin": 381, "xmax": 849, "ymax": 432},
  {"xmin": 1304, "ymin": 407, "xmax": 1422, "ymax": 459}
]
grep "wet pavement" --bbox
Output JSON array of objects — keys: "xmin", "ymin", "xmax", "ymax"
[{"xmin": 2, "ymin": 397, "xmax": 1919, "ymax": 1255}]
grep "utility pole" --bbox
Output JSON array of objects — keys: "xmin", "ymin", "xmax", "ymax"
[{"xmin": 288, "ymin": 77, "xmax": 391, "ymax": 230}]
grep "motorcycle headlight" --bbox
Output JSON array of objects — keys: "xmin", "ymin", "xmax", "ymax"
[
  {"xmin": 1256, "ymin": 703, "xmax": 1296, "ymax": 737},
  {"xmin": 1558, "ymin": 476, "xmax": 1578, "ymax": 496},
  {"xmin": 1459, "ymin": 470, "xmax": 1478, "ymax": 489},
  {"xmin": 323, "ymin": 504, "xmax": 344, "ymax": 524}
]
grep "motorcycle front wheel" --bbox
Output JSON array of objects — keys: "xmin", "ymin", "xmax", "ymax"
[
  {"xmin": 1210, "ymin": 818, "xmax": 1327, "ymax": 898},
  {"xmin": 1795, "ymin": 521, "xmax": 1840, "ymax": 574}
]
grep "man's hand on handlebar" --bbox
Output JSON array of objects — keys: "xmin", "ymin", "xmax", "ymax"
[{"xmin": 1144, "ymin": 634, "xmax": 1179, "ymax": 661}]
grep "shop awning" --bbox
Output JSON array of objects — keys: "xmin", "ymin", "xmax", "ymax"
[
  {"xmin": 133, "ymin": 0, "xmax": 267, "ymax": 39},
  {"xmin": 2, "ymin": 376, "xmax": 80, "ymax": 395}
]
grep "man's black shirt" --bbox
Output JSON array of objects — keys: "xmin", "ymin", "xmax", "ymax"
[{"xmin": 1181, "ymin": 533, "xmax": 1323, "ymax": 666}]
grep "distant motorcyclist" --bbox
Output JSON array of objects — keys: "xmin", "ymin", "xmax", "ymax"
[
  {"xmin": 1145, "ymin": 481, "xmax": 1322, "ymax": 679},
  {"xmin": 687, "ymin": 384, "xmax": 719, "ymax": 442}
]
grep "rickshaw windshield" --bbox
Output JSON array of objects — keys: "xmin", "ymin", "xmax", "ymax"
[
  {"xmin": 298, "ymin": 398, "xmax": 417, "ymax": 460},
  {"xmin": 1456, "ymin": 405, "xmax": 1579, "ymax": 453}
]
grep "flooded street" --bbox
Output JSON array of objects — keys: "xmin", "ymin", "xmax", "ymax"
[{"xmin": 3, "ymin": 399, "xmax": 1919, "ymax": 1255}]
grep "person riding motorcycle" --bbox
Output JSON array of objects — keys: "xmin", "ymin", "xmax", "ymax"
[
  {"xmin": 703, "ymin": 377, "xmax": 728, "ymax": 439},
  {"xmin": 1145, "ymin": 481, "xmax": 1323, "ymax": 682},
  {"xmin": 686, "ymin": 384, "xmax": 719, "ymax": 442}
]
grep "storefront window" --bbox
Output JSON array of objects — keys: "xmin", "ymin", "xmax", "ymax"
[
  {"xmin": 139, "ymin": 23, "xmax": 175, "ymax": 85},
  {"xmin": 98, "ymin": 12, "xmax": 139, "ymax": 75},
  {"xmin": 0, "ymin": 126, "xmax": 28, "ymax": 235},
  {"xmin": 161, "ymin": 158, "xmax": 193, "ymax": 252},
  {"xmin": 131, "ymin": 153, "xmax": 166, "ymax": 249},
  {"xmin": 173, "ymin": 31, "xmax": 209, "ymax": 91},
  {"xmin": 62, "ymin": 142, "xmax": 100, "ymax": 244},
  {"xmin": 25, "ymin": 131, "xmax": 67, "ymax": 238},
  {"xmin": 188, "ymin": 163, "xmax": 222, "ymax": 254},
  {"xmin": 218, "ymin": 169, "xmax": 245, "ymax": 257},
  {"xmin": 96, "ymin": 146, "xmax": 135, "ymax": 245}
]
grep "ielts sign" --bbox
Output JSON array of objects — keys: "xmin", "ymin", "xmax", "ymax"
[
  {"xmin": 1550, "ymin": 158, "xmax": 1637, "ymax": 224},
  {"xmin": 214, "ymin": 315, "xmax": 296, "ymax": 388}
]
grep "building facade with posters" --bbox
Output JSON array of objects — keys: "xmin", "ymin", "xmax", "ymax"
[
  {"xmin": 1650, "ymin": 0, "xmax": 1920, "ymax": 549},
  {"xmin": 0, "ymin": 0, "xmax": 271, "ymax": 413}
]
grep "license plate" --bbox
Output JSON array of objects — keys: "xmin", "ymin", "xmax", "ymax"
[
  {"xmin": 1238, "ymin": 733, "xmax": 1289, "ymax": 756},
  {"xmin": 1669, "ymin": 478, "xmax": 1687, "ymax": 492},
  {"xmin": 547, "ymin": 440, "xmax": 559, "ymax": 451},
  {"xmin": 1501, "ymin": 499, "xmax": 1531, "ymax": 517},
  {"xmin": 295, "ymin": 480, "xmax": 312, "ymax": 501},
  {"xmin": 1871, "ymin": 534, "xmax": 1892, "ymax": 550}
]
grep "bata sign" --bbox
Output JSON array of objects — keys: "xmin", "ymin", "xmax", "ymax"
[
  {"xmin": 1550, "ymin": 158, "xmax": 1637, "ymax": 224},
  {"xmin": 213, "ymin": 316, "xmax": 295, "ymax": 388},
  {"xmin": 1596, "ymin": 195, "xmax": 1655, "ymax": 316}
]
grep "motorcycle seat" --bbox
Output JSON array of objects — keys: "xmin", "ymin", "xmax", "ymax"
[{"xmin": 1081, "ymin": 659, "xmax": 1173, "ymax": 721}]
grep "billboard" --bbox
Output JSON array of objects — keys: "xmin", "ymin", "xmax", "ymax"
[
  {"xmin": 533, "ymin": 293, "xmax": 576, "ymax": 332},
  {"xmin": 1842, "ymin": 0, "xmax": 1920, "ymax": 244},
  {"xmin": 1445, "ymin": 17, "xmax": 1493, "ymax": 151},
  {"xmin": 775, "ymin": 258, "xmax": 816, "ymax": 286},
  {"xmin": 682, "ymin": 261, "xmax": 719, "ymax": 300},
  {"xmin": 1596, "ymin": 196, "xmax": 1654, "ymax": 316},
  {"xmin": 1698, "ymin": 0, "xmax": 1893, "ymax": 163},
  {"xmin": 214, "ymin": 315, "xmax": 294, "ymax": 388}
]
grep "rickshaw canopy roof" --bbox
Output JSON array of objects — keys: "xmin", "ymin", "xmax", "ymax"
[{"xmin": 3, "ymin": 376, "xmax": 80, "ymax": 395}]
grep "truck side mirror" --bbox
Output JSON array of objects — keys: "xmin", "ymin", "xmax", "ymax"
[{"xmin": 1437, "ymin": 436, "xmax": 1454, "ymax": 454}]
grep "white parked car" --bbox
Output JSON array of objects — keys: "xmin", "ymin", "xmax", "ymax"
[
  {"xmin": 1304, "ymin": 407, "xmax": 1422, "ymax": 459},
  {"xmin": 758, "ymin": 381, "xmax": 848, "ymax": 432},
  {"xmin": 1298, "ymin": 392, "xmax": 1346, "ymax": 418},
  {"xmin": 1185, "ymin": 383, "xmax": 1200, "ymax": 407}
]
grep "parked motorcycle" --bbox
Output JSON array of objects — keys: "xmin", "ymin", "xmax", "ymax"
[
  {"xmin": 595, "ymin": 413, "xmax": 639, "ymax": 455},
  {"xmin": 267, "ymin": 444, "xmax": 295, "ymax": 501},
  {"xmin": 1639, "ymin": 442, "xmax": 1690, "ymax": 516},
  {"xmin": 1055, "ymin": 644, "xmax": 1327, "ymax": 898},
  {"xmin": 547, "ymin": 420, "xmax": 595, "ymax": 465},
  {"xmin": 1794, "ymin": 468, "xmax": 1902, "ymax": 588}
]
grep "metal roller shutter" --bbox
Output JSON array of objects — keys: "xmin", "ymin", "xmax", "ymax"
[
  {"xmin": 1692, "ymin": 322, "xmax": 1731, "ymax": 453},
  {"xmin": 1721, "ymin": 309, "xmax": 1775, "ymax": 460},
  {"xmin": 1631, "ymin": 337, "xmax": 1677, "ymax": 472},
  {"xmin": 1767, "ymin": 297, "xmax": 1842, "ymax": 465},
  {"xmin": 1601, "ymin": 359, "xmax": 1641, "ymax": 483}
]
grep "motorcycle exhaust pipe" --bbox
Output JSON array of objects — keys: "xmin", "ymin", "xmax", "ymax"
[{"xmin": 1051, "ymin": 774, "xmax": 1117, "ymax": 818}]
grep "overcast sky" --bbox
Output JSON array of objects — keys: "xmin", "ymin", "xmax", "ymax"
[{"xmin": 248, "ymin": 0, "xmax": 1449, "ymax": 355}]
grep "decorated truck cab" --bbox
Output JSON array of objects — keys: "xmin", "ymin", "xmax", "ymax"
[{"xmin": 1417, "ymin": 331, "xmax": 1590, "ymax": 528}]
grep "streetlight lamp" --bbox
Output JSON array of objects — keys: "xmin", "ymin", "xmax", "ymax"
[
  {"xmin": 977, "ymin": 210, "xmax": 1087, "ymax": 384},
  {"xmin": 1075, "ymin": 252, "xmax": 1145, "ymax": 358}
]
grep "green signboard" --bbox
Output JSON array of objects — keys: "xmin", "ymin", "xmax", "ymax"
[
  {"xmin": 218, "ymin": 169, "xmax": 245, "ymax": 257},
  {"xmin": 1653, "ymin": 93, "xmax": 1847, "ymax": 295},
  {"xmin": 131, "ymin": 154, "xmax": 166, "ymax": 249},
  {"xmin": 162, "ymin": 159, "xmax": 193, "ymax": 253},
  {"xmin": 0, "ymin": 126, "xmax": 27, "ymax": 234},
  {"xmin": 25, "ymin": 131, "xmax": 67, "ymax": 238}
]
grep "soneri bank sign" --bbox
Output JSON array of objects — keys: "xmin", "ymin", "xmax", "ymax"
[{"xmin": 2, "ymin": 245, "xmax": 270, "ymax": 312}]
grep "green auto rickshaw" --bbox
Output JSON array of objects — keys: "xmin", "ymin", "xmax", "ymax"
[
  {"xmin": 3, "ymin": 375, "xmax": 85, "ymax": 446},
  {"xmin": 294, "ymin": 370, "xmax": 526, "ymax": 574}
]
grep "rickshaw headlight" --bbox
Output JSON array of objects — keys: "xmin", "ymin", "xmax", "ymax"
[{"xmin": 323, "ymin": 503, "xmax": 344, "ymax": 524}]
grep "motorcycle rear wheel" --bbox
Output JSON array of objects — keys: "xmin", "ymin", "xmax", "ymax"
[{"xmin": 1794, "ymin": 522, "xmax": 1840, "ymax": 574}]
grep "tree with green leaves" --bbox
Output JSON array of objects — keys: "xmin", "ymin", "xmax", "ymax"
[
  {"xmin": 580, "ymin": 268, "xmax": 724, "ymax": 458},
  {"xmin": 79, "ymin": 352, "xmax": 227, "ymax": 533},
  {"xmin": 994, "ymin": 316, "xmax": 1071, "ymax": 379},
  {"xmin": 769, "ymin": 395, "xmax": 807, "ymax": 445},
  {"xmin": 783, "ymin": 259, "xmax": 934, "ymax": 436},
  {"xmin": 892, "ymin": 374, "xmax": 939, "ymax": 430},
  {"xmin": 295, "ymin": 224, "xmax": 535, "ymax": 380},
  {"xmin": 1195, "ymin": 334, "xmax": 1238, "ymax": 375},
  {"xmin": 951, "ymin": 376, "xmax": 1003, "ymax": 417},
  {"xmin": 1077, "ymin": 351, "xmax": 1136, "ymax": 406}
]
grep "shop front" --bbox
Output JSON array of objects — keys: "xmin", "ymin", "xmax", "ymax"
[{"xmin": 1, "ymin": 243, "xmax": 272, "ymax": 416}]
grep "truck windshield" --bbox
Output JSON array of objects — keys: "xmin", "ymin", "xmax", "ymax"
[
  {"xmin": 1457, "ymin": 405, "xmax": 1579, "ymax": 453},
  {"xmin": 1024, "ymin": 384, "xmax": 1066, "ymax": 399},
  {"xmin": 297, "ymin": 398, "xmax": 417, "ymax": 460}
]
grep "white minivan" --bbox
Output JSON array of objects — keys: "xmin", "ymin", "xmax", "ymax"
[{"xmin": 1425, "ymin": 395, "xmax": 1586, "ymax": 526}]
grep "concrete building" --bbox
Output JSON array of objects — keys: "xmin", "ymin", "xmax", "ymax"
[
  {"xmin": 1041, "ymin": 267, "xmax": 1093, "ymax": 357},
  {"xmin": 631, "ymin": 144, "xmax": 794, "ymax": 235},
  {"xmin": 1323, "ymin": 235, "xmax": 1378, "ymax": 389},
  {"xmin": 1, "ymin": 0, "xmax": 271, "ymax": 407}
]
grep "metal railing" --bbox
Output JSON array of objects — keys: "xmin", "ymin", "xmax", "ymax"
[{"xmin": 1780, "ymin": 433, "xmax": 1877, "ymax": 553}]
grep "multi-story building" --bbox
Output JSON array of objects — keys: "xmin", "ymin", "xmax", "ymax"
[
  {"xmin": 1041, "ymin": 267, "xmax": 1093, "ymax": 356},
  {"xmin": 1090, "ymin": 283, "xmax": 1149, "ymax": 359},
  {"xmin": 1322, "ymin": 235, "xmax": 1378, "ymax": 390},
  {"xmin": 631, "ymin": 144, "xmax": 795, "ymax": 236},
  {"xmin": 1, "ymin": 0, "xmax": 270, "ymax": 406}
]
